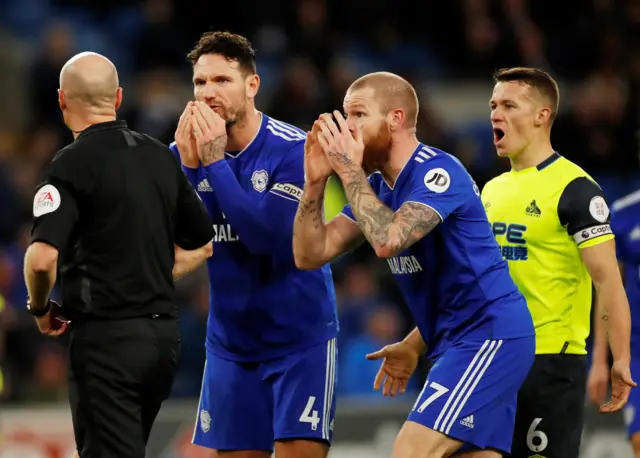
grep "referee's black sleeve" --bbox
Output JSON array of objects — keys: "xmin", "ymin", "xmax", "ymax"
[
  {"xmin": 175, "ymin": 169, "xmax": 214, "ymax": 250},
  {"xmin": 31, "ymin": 152, "xmax": 84, "ymax": 252}
]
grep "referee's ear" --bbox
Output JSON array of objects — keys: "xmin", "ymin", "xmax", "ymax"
[{"xmin": 115, "ymin": 87, "xmax": 123, "ymax": 111}]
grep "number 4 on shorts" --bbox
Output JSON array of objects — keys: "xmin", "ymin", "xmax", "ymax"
[{"xmin": 299, "ymin": 396, "xmax": 320, "ymax": 431}]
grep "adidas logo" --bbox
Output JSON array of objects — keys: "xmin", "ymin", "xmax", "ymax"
[
  {"xmin": 460, "ymin": 415, "xmax": 474, "ymax": 428},
  {"xmin": 197, "ymin": 179, "xmax": 213, "ymax": 192},
  {"xmin": 525, "ymin": 199, "xmax": 541, "ymax": 217}
]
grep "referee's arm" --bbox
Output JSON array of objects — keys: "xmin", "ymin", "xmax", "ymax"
[
  {"xmin": 24, "ymin": 176, "xmax": 78, "ymax": 333},
  {"xmin": 558, "ymin": 177, "xmax": 635, "ymax": 410},
  {"xmin": 172, "ymin": 168, "xmax": 214, "ymax": 280}
]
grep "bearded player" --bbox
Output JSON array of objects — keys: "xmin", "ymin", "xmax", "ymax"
[
  {"xmin": 293, "ymin": 71, "xmax": 535, "ymax": 458},
  {"xmin": 170, "ymin": 31, "xmax": 339, "ymax": 458}
]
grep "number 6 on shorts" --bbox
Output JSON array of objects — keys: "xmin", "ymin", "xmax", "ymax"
[{"xmin": 527, "ymin": 418, "xmax": 548, "ymax": 452}]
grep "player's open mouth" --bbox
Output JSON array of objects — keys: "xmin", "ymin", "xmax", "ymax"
[{"xmin": 493, "ymin": 128, "xmax": 505, "ymax": 144}]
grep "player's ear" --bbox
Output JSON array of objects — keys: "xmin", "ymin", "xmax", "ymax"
[
  {"xmin": 246, "ymin": 73, "xmax": 260, "ymax": 99},
  {"xmin": 389, "ymin": 109, "xmax": 404, "ymax": 132},
  {"xmin": 115, "ymin": 87, "xmax": 123, "ymax": 111},
  {"xmin": 535, "ymin": 107, "xmax": 550, "ymax": 127}
]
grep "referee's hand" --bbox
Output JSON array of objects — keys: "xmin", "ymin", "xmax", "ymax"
[
  {"xmin": 34, "ymin": 300, "xmax": 70, "ymax": 337},
  {"xmin": 601, "ymin": 360, "xmax": 636, "ymax": 413}
]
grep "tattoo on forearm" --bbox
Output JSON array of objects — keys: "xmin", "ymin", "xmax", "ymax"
[
  {"xmin": 342, "ymin": 167, "xmax": 440, "ymax": 254},
  {"xmin": 295, "ymin": 196, "xmax": 323, "ymax": 232}
]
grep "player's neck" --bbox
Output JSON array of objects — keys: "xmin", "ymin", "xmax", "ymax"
[
  {"xmin": 510, "ymin": 140, "xmax": 555, "ymax": 172},
  {"xmin": 225, "ymin": 109, "xmax": 262, "ymax": 152},
  {"xmin": 380, "ymin": 135, "xmax": 420, "ymax": 187}
]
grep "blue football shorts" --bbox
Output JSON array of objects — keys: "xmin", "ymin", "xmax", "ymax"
[
  {"xmin": 193, "ymin": 337, "xmax": 338, "ymax": 451},
  {"xmin": 407, "ymin": 336, "xmax": 535, "ymax": 454}
]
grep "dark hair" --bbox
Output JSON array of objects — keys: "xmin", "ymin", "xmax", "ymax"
[
  {"xmin": 493, "ymin": 67, "xmax": 560, "ymax": 124},
  {"xmin": 187, "ymin": 31, "xmax": 257, "ymax": 75}
]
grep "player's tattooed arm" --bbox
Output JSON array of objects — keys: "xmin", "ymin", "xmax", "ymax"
[{"xmin": 341, "ymin": 168, "xmax": 440, "ymax": 258}]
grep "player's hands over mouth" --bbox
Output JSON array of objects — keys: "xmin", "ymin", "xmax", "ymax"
[
  {"xmin": 600, "ymin": 360, "xmax": 636, "ymax": 413},
  {"xmin": 304, "ymin": 120, "xmax": 334, "ymax": 185},
  {"xmin": 587, "ymin": 361, "xmax": 609, "ymax": 407},
  {"xmin": 191, "ymin": 101, "xmax": 227, "ymax": 166},
  {"xmin": 366, "ymin": 341, "xmax": 419, "ymax": 397},
  {"xmin": 31, "ymin": 299, "xmax": 69, "ymax": 337},
  {"xmin": 317, "ymin": 111, "xmax": 364, "ymax": 178},
  {"xmin": 175, "ymin": 102, "xmax": 200, "ymax": 168}
]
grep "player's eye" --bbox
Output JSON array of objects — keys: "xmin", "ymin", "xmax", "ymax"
[{"xmin": 194, "ymin": 80, "xmax": 205, "ymax": 86}]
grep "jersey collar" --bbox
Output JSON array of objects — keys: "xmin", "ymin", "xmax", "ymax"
[
  {"xmin": 536, "ymin": 151, "xmax": 561, "ymax": 171},
  {"xmin": 381, "ymin": 142, "xmax": 424, "ymax": 190},
  {"xmin": 224, "ymin": 112, "xmax": 266, "ymax": 159},
  {"xmin": 77, "ymin": 120, "xmax": 127, "ymax": 139}
]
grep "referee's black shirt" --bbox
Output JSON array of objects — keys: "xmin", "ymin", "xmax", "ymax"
[{"xmin": 30, "ymin": 120, "xmax": 213, "ymax": 320}]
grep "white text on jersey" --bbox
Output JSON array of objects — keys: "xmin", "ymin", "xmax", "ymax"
[{"xmin": 386, "ymin": 255, "xmax": 423, "ymax": 275}]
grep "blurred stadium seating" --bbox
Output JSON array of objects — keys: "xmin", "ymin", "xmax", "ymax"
[{"xmin": 0, "ymin": 0, "xmax": 638, "ymax": 456}]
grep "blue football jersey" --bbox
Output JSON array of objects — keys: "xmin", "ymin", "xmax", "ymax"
[
  {"xmin": 342, "ymin": 144, "xmax": 533, "ymax": 359},
  {"xmin": 611, "ymin": 190, "xmax": 640, "ymax": 347},
  {"xmin": 170, "ymin": 114, "xmax": 338, "ymax": 362}
]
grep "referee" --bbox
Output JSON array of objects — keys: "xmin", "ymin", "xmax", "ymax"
[
  {"xmin": 23, "ymin": 52, "xmax": 214, "ymax": 458},
  {"xmin": 482, "ymin": 67, "xmax": 635, "ymax": 458}
]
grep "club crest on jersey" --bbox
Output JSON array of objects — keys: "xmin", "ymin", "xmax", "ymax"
[
  {"xmin": 424, "ymin": 168, "xmax": 450, "ymax": 193},
  {"xmin": 251, "ymin": 170, "xmax": 269, "ymax": 192},
  {"xmin": 33, "ymin": 184, "xmax": 61, "ymax": 217},
  {"xmin": 589, "ymin": 196, "xmax": 609, "ymax": 223}
]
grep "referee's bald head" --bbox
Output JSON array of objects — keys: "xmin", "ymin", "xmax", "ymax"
[{"xmin": 58, "ymin": 52, "xmax": 122, "ymax": 117}]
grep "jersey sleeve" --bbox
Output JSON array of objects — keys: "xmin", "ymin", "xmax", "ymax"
[
  {"xmin": 557, "ymin": 176, "xmax": 614, "ymax": 248},
  {"xmin": 203, "ymin": 140, "xmax": 306, "ymax": 257},
  {"xmin": 174, "ymin": 169, "xmax": 214, "ymax": 250},
  {"xmin": 30, "ymin": 151, "xmax": 85, "ymax": 252},
  {"xmin": 169, "ymin": 141, "xmax": 200, "ymax": 188},
  {"xmin": 403, "ymin": 156, "xmax": 473, "ymax": 221}
]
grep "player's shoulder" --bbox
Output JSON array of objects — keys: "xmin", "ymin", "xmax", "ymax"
[
  {"xmin": 551, "ymin": 156, "xmax": 599, "ymax": 190},
  {"xmin": 263, "ymin": 114, "xmax": 306, "ymax": 150},
  {"xmin": 612, "ymin": 189, "xmax": 640, "ymax": 216},
  {"xmin": 409, "ymin": 144, "xmax": 474, "ymax": 190},
  {"xmin": 411, "ymin": 145, "xmax": 467, "ymax": 174}
]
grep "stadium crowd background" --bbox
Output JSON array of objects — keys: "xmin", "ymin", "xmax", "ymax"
[{"xmin": 0, "ymin": 0, "xmax": 638, "ymax": 412}]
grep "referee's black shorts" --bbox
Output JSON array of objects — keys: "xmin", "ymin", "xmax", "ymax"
[
  {"xmin": 67, "ymin": 315, "xmax": 180, "ymax": 458},
  {"xmin": 509, "ymin": 353, "xmax": 587, "ymax": 458}
]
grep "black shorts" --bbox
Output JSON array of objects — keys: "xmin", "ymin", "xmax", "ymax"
[
  {"xmin": 68, "ymin": 315, "xmax": 180, "ymax": 458},
  {"xmin": 509, "ymin": 354, "xmax": 587, "ymax": 458}
]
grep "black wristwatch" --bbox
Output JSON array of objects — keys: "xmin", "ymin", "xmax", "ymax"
[{"xmin": 27, "ymin": 299, "xmax": 51, "ymax": 317}]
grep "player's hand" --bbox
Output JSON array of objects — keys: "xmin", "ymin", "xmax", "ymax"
[
  {"xmin": 31, "ymin": 299, "xmax": 70, "ymax": 337},
  {"xmin": 317, "ymin": 111, "xmax": 364, "ymax": 178},
  {"xmin": 587, "ymin": 361, "xmax": 609, "ymax": 407},
  {"xmin": 191, "ymin": 101, "xmax": 227, "ymax": 166},
  {"xmin": 175, "ymin": 102, "xmax": 200, "ymax": 169},
  {"xmin": 304, "ymin": 120, "xmax": 334, "ymax": 185},
  {"xmin": 366, "ymin": 341, "xmax": 419, "ymax": 397},
  {"xmin": 600, "ymin": 360, "xmax": 636, "ymax": 413}
]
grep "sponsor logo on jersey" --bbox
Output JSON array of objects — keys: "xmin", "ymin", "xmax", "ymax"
[
  {"xmin": 460, "ymin": 415, "xmax": 474, "ymax": 428},
  {"xmin": 197, "ymin": 179, "xmax": 213, "ymax": 192},
  {"xmin": 33, "ymin": 184, "xmax": 62, "ymax": 217},
  {"xmin": 386, "ymin": 255, "xmax": 423, "ymax": 275},
  {"xmin": 424, "ymin": 168, "xmax": 450, "ymax": 193}
]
